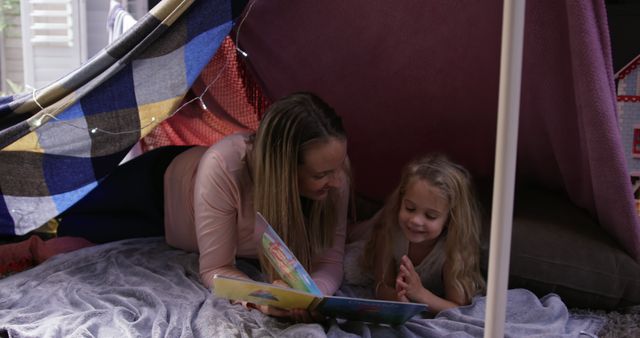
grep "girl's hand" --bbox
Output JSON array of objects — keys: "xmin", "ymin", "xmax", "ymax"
[
  {"xmin": 396, "ymin": 255, "xmax": 425, "ymax": 302},
  {"xmin": 394, "ymin": 277, "xmax": 410, "ymax": 302},
  {"xmin": 396, "ymin": 289, "xmax": 410, "ymax": 303}
]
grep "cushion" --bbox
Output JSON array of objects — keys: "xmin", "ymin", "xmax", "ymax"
[{"xmin": 479, "ymin": 186, "xmax": 640, "ymax": 310}]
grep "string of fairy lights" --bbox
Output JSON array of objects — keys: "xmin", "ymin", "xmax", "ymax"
[{"xmin": 26, "ymin": 0, "xmax": 258, "ymax": 137}]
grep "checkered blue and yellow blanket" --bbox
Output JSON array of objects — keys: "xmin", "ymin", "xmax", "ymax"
[{"xmin": 0, "ymin": 0, "xmax": 232, "ymax": 235}]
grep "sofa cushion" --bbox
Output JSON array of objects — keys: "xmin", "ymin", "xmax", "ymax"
[{"xmin": 480, "ymin": 186, "xmax": 640, "ymax": 310}]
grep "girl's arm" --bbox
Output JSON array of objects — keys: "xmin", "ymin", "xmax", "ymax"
[{"xmin": 397, "ymin": 256, "xmax": 463, "ymax": 313}]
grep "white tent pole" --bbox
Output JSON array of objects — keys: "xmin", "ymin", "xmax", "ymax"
[{"xmin": 483, "ymin": 0, "xmax": 526, "ymax": 337}]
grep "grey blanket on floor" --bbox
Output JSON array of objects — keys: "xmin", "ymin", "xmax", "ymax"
[{"xmin": 0, "ymin": 238, "xmax": 604, "ymax": 337}]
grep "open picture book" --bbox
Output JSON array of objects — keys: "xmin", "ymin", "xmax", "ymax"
[{"xmin": 212, "ymin": 213, "xmax": 428, "ymax": 325}]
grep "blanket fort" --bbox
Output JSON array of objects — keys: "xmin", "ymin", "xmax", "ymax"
[{"xmin": 0, "ymin": 0, "xmax": 233, "ymax": 236}]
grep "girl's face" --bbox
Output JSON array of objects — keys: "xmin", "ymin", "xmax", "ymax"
[
  {"xmin": 297, "ymin": 137, "xmax": 347, "ymax": 201},
  {"xmin": 398, "ymin": 178, "xmax": 450, "ymax": 244}
]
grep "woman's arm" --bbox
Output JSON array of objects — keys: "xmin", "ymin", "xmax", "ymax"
[
  {"xmin": 309, "ymin": 172, "xmax": 349, "ymax": 295},
  {"xmin": 370, "ymin": 227, "xmax": 401, "ymax": 301},
  {"xmin": 374, "ymin": 260, "xmax": 402, "ymax": 301},
  {"xmin": 194, "ymin": 150, "xmax": 249, "ymax": 288}
]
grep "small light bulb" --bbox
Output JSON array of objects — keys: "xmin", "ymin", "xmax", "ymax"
[
  {"xmin": 199, "ymin": 98, "xmax": 208, "ymax": 111},
  {"xmin": 236, "ymin": 47, "xmax": 248, "ymax": 57}
]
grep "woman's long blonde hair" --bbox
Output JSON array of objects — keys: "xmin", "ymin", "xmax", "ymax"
[
  {"xmin": 364, "ymin": 154, "xmax": 485, "ymax": 302},
  {"xmin": 252, "ymin": 92, "xmax": 347, "ymax": 282}
]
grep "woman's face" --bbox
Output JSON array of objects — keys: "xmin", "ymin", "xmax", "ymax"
[
  {"xmin": 398, "ymin": 178, "xmax": 450, "ymax": 244},
  {"xmin": 297, "ymin": 137, "xmax": 347, "ymax": 201}
]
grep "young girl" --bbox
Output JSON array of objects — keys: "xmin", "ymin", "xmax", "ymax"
[{"xmin": 362, "ymin": 154, "xmax": 485, "ymax": 314}]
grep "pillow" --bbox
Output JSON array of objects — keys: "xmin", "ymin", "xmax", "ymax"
[{"xmin": 479, "ymin": 186, "xmax": 640, "ymax": 310}]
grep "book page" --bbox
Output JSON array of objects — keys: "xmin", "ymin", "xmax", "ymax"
[
  {"xmin": 212, "ymin": 275, "xmax": 319, "ymax": 310},
  {"xmin": 257, "ymin": 212, "xmax": 323, "ymax": 295}
]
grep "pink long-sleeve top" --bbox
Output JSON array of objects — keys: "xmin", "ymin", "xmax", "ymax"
[{"xmin": 163, "ymin": 132, "xmax": 348, "ymax": 295}]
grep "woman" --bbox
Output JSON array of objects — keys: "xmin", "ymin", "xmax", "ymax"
[{"xmin": 58, "ymin": 92, "xmax": 350, "ymax": 319}]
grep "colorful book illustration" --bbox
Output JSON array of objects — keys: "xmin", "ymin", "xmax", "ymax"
[
  {"xmin": 256, "ymin": 212, "xmax": 323, "ymax": 296},
  {"xmin": 211, "ymin": 212, "xmax": 428, "ymax": 325},
  {"xmin": 213, "ymin": 275, "xmax": 428, "ymax": 325}
]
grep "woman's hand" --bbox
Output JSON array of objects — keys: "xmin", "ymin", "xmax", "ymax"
[
  {"xmin": 239, "ymin": 303, "xmax": 323, "ymax": 323},
  {"xmin": 271, "ymin": 279, "xmax": 289, "ymax": 288},
  {"xmin": 396, "ymin": 255, "xmax": 426, "ymax": 302},
  {"xmin": 270, "ymin": 279, "xmax": 325, "ymax": 322},
  {"xmin": 289, "ymin": 308, "xmax": 326, "ymax": 323},
  {"xmin": 231, "ymin": 279, "xmax": 325, "ymax": 323},
  {"xmin": 231, "ymin": 299, "xmax": 297, "ymax": 318}
]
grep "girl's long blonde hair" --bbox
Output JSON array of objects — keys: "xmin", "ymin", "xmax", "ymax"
[
  {"xmin": 364, "ymin": 154, "xmax": 485, "ymax": 302},
  {"xmin": 252, "ymin": 92, "xmax": 347, "ymax": 282}
]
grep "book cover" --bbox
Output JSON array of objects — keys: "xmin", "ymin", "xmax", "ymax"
[
  {"xmin": 212, "ymin": 275, "xmax": 427, "ymax": 325},
  {"xmin": 316, "ymin": 295, "xmax": 428, "ymax": 325},
  {"xmin": 213, "ymin": 275, "xmax": 318, "ymax": 310}
]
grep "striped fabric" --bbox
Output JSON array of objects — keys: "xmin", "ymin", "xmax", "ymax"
[{"xmin": 0, "ymin": 0, "xmax": 232, "ymax": 235}]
